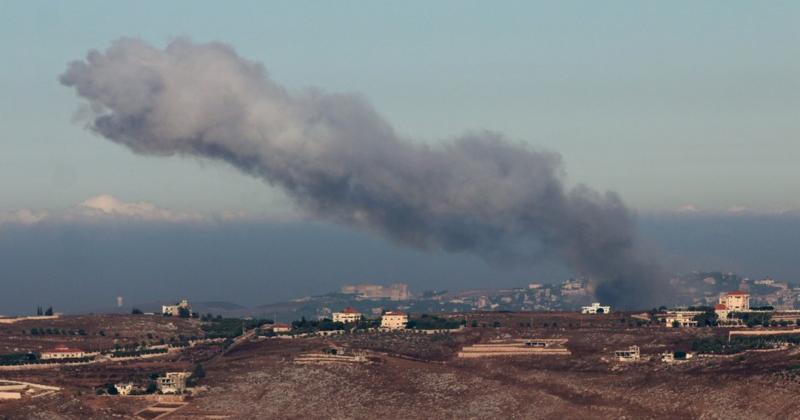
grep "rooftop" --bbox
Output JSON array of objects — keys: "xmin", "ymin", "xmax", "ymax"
[
  {"xmin": 43, "ymin": 345, "xmax": 83, "ymax": 354},
  {"xmin": 724, "ymin": 291, "xmax": 749, "ymax": 296}
]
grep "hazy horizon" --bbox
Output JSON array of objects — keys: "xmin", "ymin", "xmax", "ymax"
[{"xmin": 1, "ymin": 209, "xmax": 799, "ymax": 315}]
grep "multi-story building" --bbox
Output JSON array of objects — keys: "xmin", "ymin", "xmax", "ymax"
[
  {"xmin": 157, "ymin": 372, "xmax": 191, "ymax": 394},
  {"xmin": 719, "ymin": 291, "xmax": 750, "ymax": 312},
  {"xmin": 332, "ymin": 307, "xmax": 362, "ymax": 324},
  {"xmin": 380, "ymin": 311, "xmax": 408, "ymax": 330},
  {"xmin": 664, "ymin": 311, "xmax": 702, "ymax": 327}
]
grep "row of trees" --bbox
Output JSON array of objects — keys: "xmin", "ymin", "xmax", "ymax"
[
  {"xmin": 35, "ymin": 306, "xmax": 54, "ymax": 316},
  {"xmin": 691, "ymin": 335, "xmax": 800, "ymax": 354},
  {"xmin": 29, "ymin": 328, "xmax": 86, "ymax": 336}
]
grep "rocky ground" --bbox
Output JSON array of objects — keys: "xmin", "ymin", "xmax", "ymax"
[{"xmin": 3, "ymin": 313, "xmax": 800, "ymax": 419}]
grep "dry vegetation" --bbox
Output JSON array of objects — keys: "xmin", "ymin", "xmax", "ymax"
[
  {"xmin": 0, "ymin": 314, "xmax": 203, "ymax": 354},
  {"xmin": 3, "ymin": 312, "xmax": 800, "ymax": 419}
]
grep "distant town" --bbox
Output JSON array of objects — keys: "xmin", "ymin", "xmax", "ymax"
[
  {"xmin": 4, "ymin": 270, "xmax": 800, "ymax": 417},
  {"xmin": 197, "ymin": 270, "xmax": 800, "ymax": 322}
]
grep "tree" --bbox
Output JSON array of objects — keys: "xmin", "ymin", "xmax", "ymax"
[
  {"xmin": 145, "ymin": 382, "xmax": 157, "ymax": 394},
  {"xmin": 105, "ymin": 383, "xmax": 118, "ymax": 395},
  {"xmin": 44, "ymin": 307, "xmax": 53, "ymax": 316},
  {"xmin": 131, "ymin": 308, "xmax": 143, "ymax": 315},
  {"xmin": 188, "ymin": 363, "xmax": 206, "ymax": 386},
  {"xmin": 36, "ymin": 306, "xmax": 43, "ymax": 316}
]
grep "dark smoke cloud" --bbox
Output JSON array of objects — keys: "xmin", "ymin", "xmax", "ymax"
[{"xmin": 60, "ymin": 38, "xmax": 667, "ymax": 308}]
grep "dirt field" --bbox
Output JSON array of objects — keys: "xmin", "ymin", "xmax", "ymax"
[
  {"xmin": 0, "ymin": 314, "xmax": 203, "ymax": 354},
  {"xmin": 3, "ymin": 312, "xmax": 800, "ymax": 419}
]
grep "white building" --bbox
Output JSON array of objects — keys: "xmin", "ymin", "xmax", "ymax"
[
  {"xmin": 332, "ymin": 307, "xmax": 362, "ymax": 324},
  {"xmin": 157, "ymin": 372, "xmax": 191, "ymax": 394},
  {"xmin": 719, "ymin": 291, "xmax": 750, "ymax": 312},
  {"xmin": 40, "ymin": 345, "xmax": 86, "ymax": 360},
  {"xmin": 665, "ymin": 311, "xmax": 702, "ymax": 328},
  {"xmin": 581, "ymin": 303, "xmax": 611, "ymax": 314},
  {"xmin": 114, "ymin": 383, "xmax": 134, "ymax": 396},
  {"xmin": 614, "ymin": 345, "xmax": 640, "ymax": 362},
  {"xmin": 380, "ymin": 311, "xmax": 408, "ymax": 330},
  {"xmin": 271, "ymin": 323, "xmax": 291, "ymax": 333},
  {"xmin": 162, "ymin": 299, "xmax": 191, "ymax": 316},
  {"xmin": 661, "ymin": 351, "xmax": 693, "ymax": 363}
]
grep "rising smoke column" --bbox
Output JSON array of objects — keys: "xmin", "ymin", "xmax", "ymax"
[{"xmin": 60, "ymin": 38, "xmax": 667, "ymax": 308}]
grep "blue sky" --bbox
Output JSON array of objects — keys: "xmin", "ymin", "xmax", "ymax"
[{"xmin": 1, "ymin": 1, "xmax": 798, "ymax": 214}]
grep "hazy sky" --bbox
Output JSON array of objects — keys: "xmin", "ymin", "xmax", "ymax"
[
  {"xmin": 2, "ymin": 1, "xmax": 798, "ymax": 214},
  {"xmin": 1, "ymin": 2, "xmax": 799, "ymax": 314}
]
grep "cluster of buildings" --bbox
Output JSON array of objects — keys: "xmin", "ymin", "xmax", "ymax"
[
  {"xmin": 663, "ymin": 290, "xmax": 750, "ymax": 327},
  {"xmin": 113, "ymin": 371, "xmax": 191, "ymax": 396},
  {"xmin": 331, "ymin": 307, "xmax": 409, "ymax": 330},
  {"xmin": 674, "ymin": 272, "xmax": 800, "ymax": 310}
]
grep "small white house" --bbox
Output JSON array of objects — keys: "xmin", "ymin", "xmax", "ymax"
[
  {"xmin": 581, "ymin": 303, "xmax": 611, "ymax": 314},
  {"xmin": 380, "ymin": 311, "xmax": 408, "ymax": 330},
  {"xmin": 661, "ymin": 351, "xmax": 693, "ymax": 363},
  {"xmin": 271, "ymin": 323, "xmax": 291, "ymax": 333},
  {"xmin": 114, "ymin": 383, "xmax": 134, "ymax": 396}
]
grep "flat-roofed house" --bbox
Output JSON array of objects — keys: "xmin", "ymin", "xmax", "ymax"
[
  {"xmin": 40, "ymin": 345, "xmax": 86, "ymax": 360},
  {"xmin": 380, "ymin": 311, "xmax": 408, "ymax": 330},
  {"xmin": 333, "ymin": 307, "xmax": 362, "ymax": 324}
]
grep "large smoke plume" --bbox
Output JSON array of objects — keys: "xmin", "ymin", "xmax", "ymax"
[{"xmin": 61, "ymin": 38, "xmax": 667, "ymax": 308}]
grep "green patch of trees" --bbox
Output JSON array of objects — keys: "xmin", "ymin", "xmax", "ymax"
[
  {"xmin": 693, "ymin": 310, "xmax": 719, "ymax": 327},
  {"xmin": 692, "ymin": 334, "xmax": 800, "ymax": 354},
  {"xmin": 406, "ymin": 314, "xmax": 461, "ymax": 330},
  {"xmin": 290, "ymin": 317, "xmax": 345, "ymax": 334},
  {"xmin": 731, "ymin": 311, "xmax": 772, "ymax": 327},
  {"xmin": 110, "ymin": 348, "xmax": 168, "ymax": 358}
]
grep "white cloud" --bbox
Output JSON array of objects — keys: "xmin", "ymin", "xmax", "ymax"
[
  {"xmin": 0, "ymin": 195, "xmax": 302, "ymax": 227},
  {"xmin": 726, "ymin": 205, "xmax": 750, "ymax": 214},
  {"xmin": 0, "ymin": 209, "xmax": 49, "ymax": 225},
  {"xmin": 676, "ymin": 204, "xmax": 699, "ymax": 213},
  {"xmin": 78, "ymin": 195, "xmax": 203, "ymax": 222}
]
